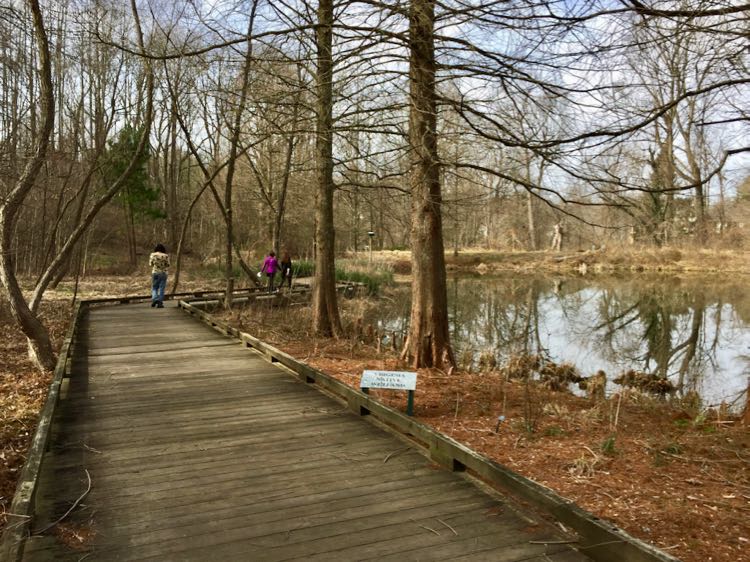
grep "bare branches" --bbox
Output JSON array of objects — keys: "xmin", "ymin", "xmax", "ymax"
[{"xmin": 623, "ymin": 1, "xmax": 750, "ymax": 19}]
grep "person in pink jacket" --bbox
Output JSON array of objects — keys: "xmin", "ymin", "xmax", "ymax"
[{"xmin": 261, "ymin": 251, "xmax": 280, "ymax": 292}]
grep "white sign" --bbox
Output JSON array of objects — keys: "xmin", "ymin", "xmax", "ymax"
[{"xmin": 360, "ymin": 370, "xmax": 417, "ymax": 391}]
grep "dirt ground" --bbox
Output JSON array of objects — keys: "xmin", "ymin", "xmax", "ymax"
[{"xmin": 2, "ymin": 271, "xmax": 749, "ymax": 562}]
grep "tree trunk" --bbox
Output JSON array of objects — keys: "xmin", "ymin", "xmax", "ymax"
[
  {"xmin": 222, "ymin": 5, "xmax": 257, "ymax": 308},
  {"xmin": 273, "ymin": 106, "xmax": 298, "ymax": 256},
  {"xmin": 0, "ymin": 0, "xmax": 56, "ymax": 371},
  {"xmin": 28, "ymin": 0, "xmax": 155, "ymax": 314},
  {"xmin": 312, "ymin": 0, "xmax": 343, "ymax": 337},
  {"xmin": 400, "ymin": 0, "xmax": 455, "ymax": 370},
  {"xmin": 167, "ymin": 88, "xmax": 180, "ymax": 250},
  {"xmin": 526, "ymin": 189, "xmax": 537, "ymax": 250},
  {"xmin": 124, "ymin": 198, "xmax": 137, "ymax": 268}
]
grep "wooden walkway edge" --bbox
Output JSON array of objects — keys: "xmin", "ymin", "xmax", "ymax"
[{"xmin": 1, "ymin": 295, "xmax": 678, "ymax": 561}]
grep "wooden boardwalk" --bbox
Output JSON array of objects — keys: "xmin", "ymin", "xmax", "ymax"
[{"xmin": 21, "ymin": 302, "xmax": 589, "ymax": 561}]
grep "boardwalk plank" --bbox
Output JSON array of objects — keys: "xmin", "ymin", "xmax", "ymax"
[
  {"xmin": 88, "ymin": 484, "xmax": 483, "ymax": 552},
  {"xmin": 38, "ymin": 450, "xmax": 434, "ymax": 509},
  {"xmin": 101, "ymin": 499, "xmax": 498, "ymax": 561},
  {"xmin": 303, "ymin": 516, "xmax": 562, "ymax": 562},
  {"xmin": 24, "ymin": 303, "xmax": 588, "ymax": 561}
]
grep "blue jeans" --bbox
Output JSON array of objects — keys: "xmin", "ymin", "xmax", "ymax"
[{"xmin": 151, "ymin": 272, "xmax": 167, "ymax": 304}]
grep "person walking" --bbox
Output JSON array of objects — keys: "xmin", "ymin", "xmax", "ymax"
[
  {"xmin": 261, "ymin": 251, "xmax": 280, "ymax": 293},
  {"xmin": 149, "ymin": 244, "xmax": 170, "ymax": 308},
  {"xmin": 280, "ymin": 250, "xmax": 293, "ymax": 289}
]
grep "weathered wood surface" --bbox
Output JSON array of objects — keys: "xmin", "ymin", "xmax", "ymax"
[{"xmin": 22, "ymin": 303, "xmax": 589, "ymax": 561}]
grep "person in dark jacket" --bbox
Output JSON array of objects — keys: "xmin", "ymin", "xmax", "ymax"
[{"xmin": 280, "ymin": 251, "xmax": 293, "ymax": 289}]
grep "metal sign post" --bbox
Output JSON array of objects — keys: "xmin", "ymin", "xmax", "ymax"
[{"xmin": 367, "ymin": 231, "xmax": 375, "ymax": 265}]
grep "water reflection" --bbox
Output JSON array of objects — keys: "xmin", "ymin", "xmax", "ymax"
[{"xmin": 369, "ymin": 274, "xmax": 750, "ymax": 410}]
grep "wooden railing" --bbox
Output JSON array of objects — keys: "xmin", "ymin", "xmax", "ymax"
[
  {"xmin": 81, "ymin": 285, "xmax": 296, "ymax": 306},
  {"xmin": 0, "ymin": 303, "xmax": 83, "ymax": 562}
]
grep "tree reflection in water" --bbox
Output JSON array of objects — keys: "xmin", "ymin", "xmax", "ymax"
[{"xmin": 370, "ymin": 274, "xmax": 749, "ymax": 411}]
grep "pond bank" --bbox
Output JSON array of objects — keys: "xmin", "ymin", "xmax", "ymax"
[
  {"xmin": 363, "ymin": 272, "xmax": 750, "ymax": 414},
  {"xmin": 369, "ymin": 247, "xmax": 750, "ymax": 276}
]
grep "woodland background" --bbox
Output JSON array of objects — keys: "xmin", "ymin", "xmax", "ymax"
[
  {"xmin": 0, "ymin": 0, "xmax": 748, "ymax": 371},
  {"xmin": 1, "ymin": 4, "xmax": 749, "ymax": 558}
]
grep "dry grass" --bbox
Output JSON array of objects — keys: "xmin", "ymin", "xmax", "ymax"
[{"xmin": 367, "ymin": 247, "xmax": 750, "ymax": 275}]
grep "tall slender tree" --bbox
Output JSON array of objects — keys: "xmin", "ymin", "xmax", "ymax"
[
  {"xmin": 222, "ymin": 3, "xmax": 258, "ymax": 308},
  {"xmin": 401, "ymin": 0, "xmax": 455, "ymax": 369},
  {"xmin": 0, "ymin": 0, "xmax": 56, "ymax": 370},
  {"xmin": 312, "ymin": 0, "xmax": 343, "ymax": 337}
]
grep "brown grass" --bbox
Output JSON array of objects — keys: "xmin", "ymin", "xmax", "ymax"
[{"xmin": 368, "ymin": 247, "xmax": 750, "ymax": 275}]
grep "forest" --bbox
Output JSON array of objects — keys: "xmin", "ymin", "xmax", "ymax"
[
  {"xmin": 1, "ymin": 0, "xmax": 748, "ymax": 370},
  {"xmin": 1, "ymin": 2, "xmax": 749, "ymax": 560}
]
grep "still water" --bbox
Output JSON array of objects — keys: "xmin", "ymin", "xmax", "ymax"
[{"xmin": 368, "ymin": 274, "xmax": 750, "ymax": 410}]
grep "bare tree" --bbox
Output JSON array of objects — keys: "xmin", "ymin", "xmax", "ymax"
[
  {"xmin": 400, "ymin": 0, "xmax": 455, "ymax": 369},
  {"xmin": 0, "ymin": 0, "xmax": 154, "ymax": 371},
  {"xmin": 0, "ymin": 0, "xmax": 56, "ymax": 370},
  {"xmin": 312, "ymin": 0, "xmax": 343, "ymax": 337}
]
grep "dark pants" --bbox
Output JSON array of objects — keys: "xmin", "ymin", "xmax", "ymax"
[{"xmin": 266, "ymin": 273, "xmax": 275, "ymax": 292}]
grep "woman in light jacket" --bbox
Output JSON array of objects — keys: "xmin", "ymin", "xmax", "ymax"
[{"xmin": 149, "ymin": 244, "xmax": 170, "ymax": 307}]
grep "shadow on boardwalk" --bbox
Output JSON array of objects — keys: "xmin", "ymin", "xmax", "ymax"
[{"xmin": 21, "ymin": 302, "xmax": 588, "ymax": 561}]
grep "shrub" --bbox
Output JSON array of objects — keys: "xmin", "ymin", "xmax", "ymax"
[
  {"xmin": 282, "ymin": 260, "xmax": 393, "ymax": 294},
  {"xmin": 335, "ymin": 267, "xmax": 393, "ymax": 294}
]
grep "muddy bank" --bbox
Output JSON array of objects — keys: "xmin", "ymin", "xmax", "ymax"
[{"xmin": 370, "ymin": 248, "xmax": 750, "ymax": 276}]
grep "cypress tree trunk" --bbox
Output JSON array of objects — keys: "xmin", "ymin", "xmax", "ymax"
[
  {"xmin": 401, "ymin": 0, "xmax": 455, "ymax": 369},
  {"xmin": 312, "ymin": 0, "xmax": 343, "ymax": 337}
]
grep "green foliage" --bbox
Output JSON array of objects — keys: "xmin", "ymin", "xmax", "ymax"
[
  {"xmin": 335, "ymin": 266, "xmax": 393, "ymax": 294},
  {"xmin": 292, "ymin": 260, "xmax": 314, "ymax": 278},
  {"xmin": 700, "ymin": 423, "xmax": 717, "ymax": 435},
  {"xmin": 663, "ymin": 442, "xmax": 683, "ymax": 455},
  {"xmin": 543, "ymin": 425, "xmax": 564, "ymax": 437},
  {"xmin": 654, "ymin": 441, "xmax": 682, "ymax": 466},
  {"xmin": 600, "ymin": 435, "xmax": 617, "ymax": 456},
  {"xmin": 283, "ymin": 260, "xmax": 392, "ymax": 294},
  {"xmin": 199, "ymin": 263, "xmax": 244, "ymax": 280},
  {"xmin": 103, "ymin": 125, "xmax": 164, "ymax": 220}
]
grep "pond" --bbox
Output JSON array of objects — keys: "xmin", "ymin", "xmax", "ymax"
[{"xmin": 367, "ymin": 273, "xmax": 750, "ymax": 411}]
